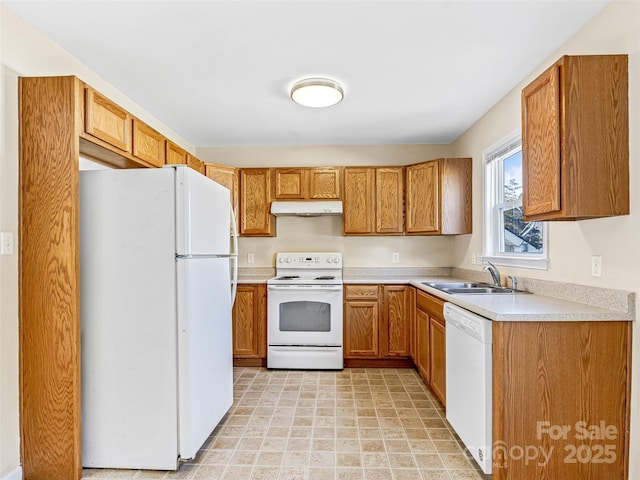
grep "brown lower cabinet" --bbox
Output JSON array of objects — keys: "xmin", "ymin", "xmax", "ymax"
[
  {"xmin": 231, "ymin": 284, "xmax": 267, "ymax": 366},
  {"xmin": 343, "ymin": 284, "xmax": 414, "ymax": 367},
  {"xmin": 415, "ymin": 289, "xmax": 446, "ymax": 407},
  {"xmin": 492, "ymin": 320, "xmax": 632, "ymax": 479}
]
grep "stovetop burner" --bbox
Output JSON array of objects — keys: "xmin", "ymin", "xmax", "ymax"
[
  {"xmin": 275, "ymin": 275, "xmax": 301, "ymax": 280},
  {"xmin": 314, "ymin": 276, "xmax": 335, "ymax": 280}
]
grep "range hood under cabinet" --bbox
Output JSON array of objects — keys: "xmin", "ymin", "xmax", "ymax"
[{"xmin": 270, "ymin": 200, "xmax": 343, "ymax": 217}]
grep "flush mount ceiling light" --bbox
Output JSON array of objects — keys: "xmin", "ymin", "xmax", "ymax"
[{"xmin": 290, "ymin": 77, "xmax": 344, "ymax": 108}]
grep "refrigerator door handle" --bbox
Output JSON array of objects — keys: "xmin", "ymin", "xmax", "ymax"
[
  {"xmin": 230, "ymin": 206, "xmax": 239, "ymax": 306},
  {"xmin": 176, "ymin": 254, "xmax": 238, "ymax": 260}
]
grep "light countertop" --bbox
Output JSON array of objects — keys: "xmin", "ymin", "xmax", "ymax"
[{"xmin": 237, "ymin": 269, "xmax": 635, "ymax": 322}]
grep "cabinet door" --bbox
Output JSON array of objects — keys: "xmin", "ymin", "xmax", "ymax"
[
  {"xmin": 186, "ymin": 154, "xmax": 205, "ymax": 174},
  {"xmin": 205, "ymin": 163, "xmax": 239, "ymax": 223},
  {"xmin": 376, "ymin": 167, "xmax": 404, "ymax": 234},
  {"xmin": 84, "ymin": 87, "xmax": 131, "ymax": 152},
  {"xmin": 415, "ymin": 309, "xmax": 430, "ymax": 383},
  {"xmin": 343, "ymin": 168, "xmax": 375, "ymax": 234},
  {"xmin": 166, "ymin": 141, "xmax": 188, "ymax": 165},
  {"xmin": 429, "ymin": 315, "xmax": 446, "ymax": 407},
  {"xmin": 522, "ymin": 63, "xmax": 561, "ymax": 217},
  {"xmin": 309, "ymin": 167, "xmax": 341, "ymax": 199},
  {"xmin": 232, "ymin": 284, "xmax": 266, "ymax": 358},
  {"xmin": 380, "ymin": 286, "xmax": 411, "ymax": 357},
  {"xmin": 274, "ymin": 168, "xmax": 307, "ymax": 199},
  {"xmin": 406, "ymin": 161, "xmax": 439, "ymax": 233},
  {"xmin": 239, "ymin": 168, "xmax": 275, "ymax": 236},
  {"xmin": 132, "ymin": 119, "xmax": 165, "ymax": 167},
  {"xmin": 344, "ymin": 301, "xmax": 379, "ymax": 357}
]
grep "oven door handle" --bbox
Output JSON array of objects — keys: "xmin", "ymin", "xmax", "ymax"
[{"xmin": 268, "ymin": 285, "xmax": 343, "ymax": 292}]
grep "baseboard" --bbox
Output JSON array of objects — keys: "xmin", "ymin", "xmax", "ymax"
[
  {"xmin": 233, "ymin": 357, "xmax": 265, "ymax": 367},
  {"xmin": 343, "ymin": 358, "xmax": 414, "ymax": 369},
  {"xmin": 1, "ymin": 466, "xmax": 22, "ymax": 480}
]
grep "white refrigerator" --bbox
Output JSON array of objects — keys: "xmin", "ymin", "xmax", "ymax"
[{"xmin": 80, "ymin": 165, "xmax": 237, "ymax": 470}]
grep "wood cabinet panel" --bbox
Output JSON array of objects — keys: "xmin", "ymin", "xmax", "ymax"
[
  {"xmin": 232, "ymin": 284, "xmax": 266, "ymax": 359},
  {"xmin": 186, "ymin": 154, "xmax": 204, "ymax": 174},
  {"xmin": 406, "ymin": 161, "xmax": 439, "ymax": 233},
  {"xmin": 522, "ymin": 64, "xmax": 561, "ymax": 216},
  {"xmin": 166, "ymin": 141, "xmax": 188, "ymax": 165},
  {"xmin": 309, "ymin": 167, "xmax": 341, "ymax": 199},
  {"xmin": 239, "ymin": 168, "xmax": 275, "ymax": 236},
  {"xmin": 132, "ymin": 119, "xmax": 165, "ymax": 167},
  {"xmin": 274, "ymin": 168, "xmax": 307, "ymax": 199},
  {"xmin": 84, "ymin": 87, "xmax": 131, "ymax": 152},
  {"xmin": 20, "ymin": 76, "xmax": 82, "ymax": 480},
  {"xmin": 343, "ymin": 168, "xmax": 375, "ymax": 234},
  {"xmin": 344, "ymin": 301, "xmax": 379, "ymax": 358},
  {"xmin": 380, "ymin": 286, "xmax": 411, "ymax": 357},
  {"xmin": 344, "ymin": 284, "xmax": 379, "ymax": 301},
  {"xmin": 415, "ymin": 309, "xmax": 430, "ymax": 383},
  {"xmin": 522, "ymin": 55, "xmax": 629, "ymax": 221},
  {"xmin": 492, "ymin": 321, "xmax": 631, "ymax": 479},
  {"xmin": 406, "ymin": 158, "xmax": 472, "ymax": 235},
  {"xmin": 429, "ymin": 315, "xmax": 446, "ymax": 407},
  {"xmin": 205, "ymin": 163, "xmax": 239, "ymax": 224},
  {"xmin": 376, "ymin": 167, "xmax": 404, "ymax": 234}
]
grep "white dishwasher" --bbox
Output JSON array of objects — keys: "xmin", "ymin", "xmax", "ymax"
[{"xmin": 444, "ymin": 302, "xmax": 493, "ymax": 474}]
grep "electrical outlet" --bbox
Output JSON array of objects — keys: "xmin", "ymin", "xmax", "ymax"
[
  {"xmin": 247, "ymin": 253, "xmax": 255, "ymax": 264},
  {"xmin": 392, "ymin": 252, "xmax": 400, "ymax": 263},
  {"xmin": 591, "ymin": 255, "xmax": 602, "ymax": 277},
  {"xmin": 471, "ymin": 252, "xmax": 477, "ymax": 265},
  {"xmin": 0, "ymin": 232, "xmax": 14, "ymax": 255}
]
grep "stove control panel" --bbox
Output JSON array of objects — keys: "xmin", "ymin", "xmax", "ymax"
[{"xmin": 276, "ymin": 252, "xmax": 342, "ymax": 268}]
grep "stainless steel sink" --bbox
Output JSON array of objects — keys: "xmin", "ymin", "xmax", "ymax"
[{"xmin": 422, "ymin": 281, "xmax": 529, "ymax": 295}]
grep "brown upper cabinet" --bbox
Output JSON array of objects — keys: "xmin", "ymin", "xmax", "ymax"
[
  {"xmin": 84, "ymin": 87, "xmax": 132, "ymax": 153},
  {"xmin": 273, "ymin": 167, "xmax": 342, "ymax": 200},
  {"xmin": 166, "ymin": 141, "xmax": 188, "ymax": 166},
  {"xmin": 405, "ymin": 158, "xmax": 472, "ymax": 235},
  {"xmin": 205, "ymin": 163, "xmax": 239, "ymax": 223},
  {"xmin": 239, "ymin": 168, "xmax": 275, "ymax": 236},
  {"xmin": 521, "ymin": 54, "xmax": 629, "ymax": 221},
  {"xmin": 343, "ymin": 167, "xmax": 404, "ymax": 235},
  {"xmin": 131, "ymin": 119, "xmax": 165, "ymax": 168}
]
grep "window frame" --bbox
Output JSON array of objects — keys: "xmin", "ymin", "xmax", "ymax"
[{"xmin": 480, "ymin": 129, "xmax": 549, "ymax": 270}]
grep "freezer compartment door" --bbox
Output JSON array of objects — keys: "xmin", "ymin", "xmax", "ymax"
[
  {"xmin": 174, "ymin": 165, "xmax": 231, "ymax": 256},
  {"xmin": 176, "ymin": 256, "xmax": 233, "ymax": 459}
]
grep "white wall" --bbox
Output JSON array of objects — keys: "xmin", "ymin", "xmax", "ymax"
[
  {"xmin": 450, "ymin": 1, "xmax": 640, "ymax": 476},
  {"xmin": 0, "ymin": 6, "xmax": 194, "ymax": 477}
]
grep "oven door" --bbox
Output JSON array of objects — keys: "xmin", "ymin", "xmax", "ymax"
[{"xmin": 267, "ymin": 285, "xmax": 343, "ymax": 346}]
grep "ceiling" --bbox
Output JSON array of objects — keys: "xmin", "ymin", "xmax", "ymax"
[{"xmin": 5, "ymin": 1, "xmax": 608, "ymax": 147}]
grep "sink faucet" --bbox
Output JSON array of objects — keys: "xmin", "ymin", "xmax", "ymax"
[{"xmin": 483, "ymin": 262, "xmax": 501, "ymax": 287}]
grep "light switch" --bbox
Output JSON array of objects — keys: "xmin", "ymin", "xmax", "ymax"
[
  {"xmin": 392, "ymin": 252, "xmax": 400, "ymax": 263},
  {"xmin": 1, "ymin": 232, "xmax": 14, "ymax": 255}
]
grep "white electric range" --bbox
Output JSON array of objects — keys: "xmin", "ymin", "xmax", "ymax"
[{"xmin": 266, "ymin": 252, "xmax": 343, "ymax": 370}]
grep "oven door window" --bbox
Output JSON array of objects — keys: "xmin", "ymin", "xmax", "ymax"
[{"xmin": 279, "ymin": 301, "xmax": 331, "ymax": 332}]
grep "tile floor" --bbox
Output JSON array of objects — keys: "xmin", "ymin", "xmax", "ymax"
[{"xmin": 82, "ymin": 367, "xmax": 487, "ymax": 480}]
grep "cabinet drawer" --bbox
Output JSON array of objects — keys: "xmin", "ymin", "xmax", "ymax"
[
  {"xmin": 345, "ymin": 285, "xmax": 379, "ymax": 301},
  {"xmin": 416, "ymin": 290, "xmax": 444, "ymax": 317},
  {"xmin": 132, "ymin": 119, "xmax": 165, "ymax": 167}
]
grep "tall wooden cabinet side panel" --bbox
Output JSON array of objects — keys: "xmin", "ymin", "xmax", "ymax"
[
  {"xmin": 521, "ymin": 63, "xmax": 562, "ymax": 217},
  {"xmin": 239, "ymin": 168, "xmax": 275, "ymax": 236},
  {"xmin": 375, "ymin": 167, "xmax": 404, "ymax": 234},
  {"xmin": 20, "ymin": 76, "xmax": 83, "ymax": 480},
  {"xmin": 343, "ymin": 168, "xmax": 375, "ymax": 234},
  {"xmin": 440, "ymin": 158, "xmax": 472, "ymax": 234},
  {"xmin": 492, "ymin": 321, "xmax": 631, "ymax": 480}
]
